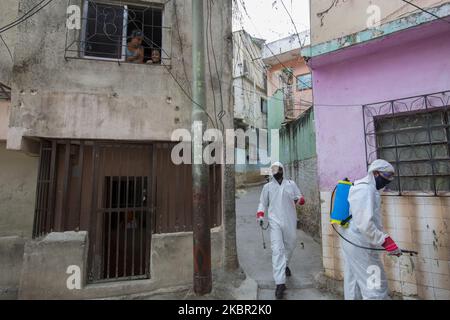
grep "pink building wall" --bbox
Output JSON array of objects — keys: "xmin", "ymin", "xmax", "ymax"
[
  {"xmin": 311, "ymin": 21, "xmax": 450, "ymax": 191},
  {"xmin": 267, "ymin": 58, "xmax": 313, "ymax": 118}
]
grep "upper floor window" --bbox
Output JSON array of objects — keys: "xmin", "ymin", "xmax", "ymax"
[
  {"xmin": 66, "ymin": 0, "xmax": 169, "ymax": 65},
  {"xmin": 261, "ymin": 97, "xmax": 268, "ymax": 114},
  {"xmin": 297, "ymin": 73, "xmax": 312, "ymax": 90}
]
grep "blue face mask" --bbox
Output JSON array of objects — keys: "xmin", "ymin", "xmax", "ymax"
[{"xmin": 375, "ymin": 175, "xmax": 391, "ymax": 190}]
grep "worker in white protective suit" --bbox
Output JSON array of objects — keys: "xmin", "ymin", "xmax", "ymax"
[
  {"xmin": 341, "ymin": 159, "xmax": 402, "ymax": 300},
  {"xmin": 256, "ymin": 162, "xmax": 305, "ymax": 299}
]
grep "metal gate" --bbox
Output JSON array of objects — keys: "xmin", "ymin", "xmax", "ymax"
[
  {"xmin": 33, "ymin": 140, "xmax": 223, "ymax": 284},
  {"xmin": 89, "ymin": 143, "xmax": 153, "ymax": 282}
]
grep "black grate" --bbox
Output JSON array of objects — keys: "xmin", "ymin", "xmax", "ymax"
[{"xmin": 363, "ymin": 91, "xmax": 450, "ymax": 196}]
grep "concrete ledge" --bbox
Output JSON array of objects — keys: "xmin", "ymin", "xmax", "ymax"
[
  {"xmin": 18, "ymin": 231, "xmax": 88, "ymax": 300},
  {"xmin": 18, "ymin": 228, "xmax": 225, "ymax": 300}
]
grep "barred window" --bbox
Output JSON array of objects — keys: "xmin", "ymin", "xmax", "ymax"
[
  {"xmin": 66, "ymin": 0, "xmax": 168, "ymax": 64},
  {"xmin": 364, "ymin": 92, "xmax": 450, "ymax": 196}
]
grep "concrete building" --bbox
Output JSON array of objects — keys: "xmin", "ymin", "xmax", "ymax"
[
  {"xmin": 263, "ymin": 32, "xmax": 312, "ymax": 120},
  {"xmin": 0, "ymin": 0, "xmax": 235, "ymax": 299},
  {"xmin": 304, "ymin": 0, "xmax": 450, "ymax": 299},
  {"xmin": 232, "ymin": 30, "xmax": 268, "ymax": 186}
]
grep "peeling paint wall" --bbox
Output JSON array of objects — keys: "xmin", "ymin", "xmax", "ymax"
[
  {"xmin": 321, "ymin": 193, "xmax": 450, "ymax": 299},
  {"xmin": 311, "ymin": 0, "xmax": 450, "ymax": 46}
]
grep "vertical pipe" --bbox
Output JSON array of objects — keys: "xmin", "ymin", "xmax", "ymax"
[
  {"xmin": 191, "ymin": 0, "xmax": 212, "ymax": 295},
  {"xmin": 48, "ymin": 141, "xmax": 57, "ymax": 233},
  {"xmin": 78, "ymin": 142, "xmax": 84, "ymax": 230},
  {"xmin": 61, "ymin": 142, "xmax": 71, "ymax": 231}
]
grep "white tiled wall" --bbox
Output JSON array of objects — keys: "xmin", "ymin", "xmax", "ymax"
[{"xmin": 320, "ymin": 192, "xmax": 450, "ymax": 300}]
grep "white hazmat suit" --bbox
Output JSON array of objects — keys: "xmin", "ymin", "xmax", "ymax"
[
  {"xmin": 257, "ymin": 162, "xmax": 303, "ymax": 285},
  {"xmin": 341, "ymin": 160, "xmax": 395, "ymax": 300}
]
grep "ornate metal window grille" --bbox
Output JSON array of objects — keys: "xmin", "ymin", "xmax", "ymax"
[
  {"xmin": 65, "ymin": 0, "xmax": 172, "ymax": 66},
  {"xmin": 363, "ymin": 91, "xmax": 450, "ymax": 196}
]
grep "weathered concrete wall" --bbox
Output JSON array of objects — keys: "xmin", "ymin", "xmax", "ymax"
[
  {"xmin": 19, "ymin": 228, "xmax": 223, "ymax": 299},
  {"xmin": 288, "ymin": 157, "xmax": 321, "ymax": 239},
  {"xmin": 0, "ymin": 101, "xmax": 10, "ymax": 140},
  {"xmin": 19, "ymin": 231, "xmax": 89, "ymax": 299},
  {"xmin": 0, "ymin": 142, "xmax": 37, "ymax": 299},
  {"xmin": 0, "ymin": 236, "xmax": 25, "ymax": 299},
  {"xmin": 0, "ymin": 0, "xmax": 19, "ymax": 86},
  {"xmin": 285, "ymin": 157, "xmax": 321, "ymax": 239},
  {"xmin": 321, "ymin": 193, "xmax": 450, "ymax": 299},
  {"xmin": 0, "ymin": 142, "xmax": 37, "ymax": 237},
  {"xmin": 310, "ymin": 0, "xmax": 450, "ymax": 46},
  {"xmin": 7, "ymin": 0, "xmax": 233, "ymax": 150}
]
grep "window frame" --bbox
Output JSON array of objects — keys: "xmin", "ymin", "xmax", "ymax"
[
  {"xmin": 81, "ymin": 0, "xmax": 129, "ymax": 62},
  {"xmin": 363, "ymin": 92, "xmax": 450, "ymax": 197},
  {"xmin": 297, "ymin": 73, "xmax": 312, "ymax": 91},
  {"xmin": 69, "ymin": 0, "xmax": 166, "ymax": 64}
]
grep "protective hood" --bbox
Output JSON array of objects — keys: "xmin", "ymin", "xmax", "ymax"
[
  {"xmin": 271, "ymin": 162, "xmax": 284, "ymax": 170},
  {"xmin": 368, "ymin": 160, "xmax": 395, "ymax": 178},
  {"xmin": 357, "ymin": 159, "xmax": 395, "ymax": 188},
  {"xmin": 270, "ymin": 162, "xmax": 284, "ymax": 176}
]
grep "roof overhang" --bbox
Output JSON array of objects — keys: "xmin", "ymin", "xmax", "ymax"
[
  {"xmin": 305, "ymin": 11, "xmax": 450, "ymax": 69},
  {"xmin": 303, "ymin": 2, "xmax": 450, "ymax": 62}
]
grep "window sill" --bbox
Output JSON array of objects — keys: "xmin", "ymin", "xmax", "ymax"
[
  {"xmin": 64, "ymin": 55, "xmax": 168, "ymax": 68},
  {"xmin": 382, "ymin": 191, "xmax": 450, "ymax": 197}
]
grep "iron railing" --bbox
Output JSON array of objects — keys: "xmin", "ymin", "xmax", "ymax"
[
  {"xmin": 65, "ymin": 0, "xmax": 172, "ymax": 66},
  {"xmin": 363, "ymin": 91, "xmax": 450, "ymax": 196}
]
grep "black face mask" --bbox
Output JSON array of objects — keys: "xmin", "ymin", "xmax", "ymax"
[
  {"xmin": 274, "ymin": 171, "xmax": 283, "ymax": 182},
  {"xmin": 375, "ymin": 175, "xmax": 391, "ymax": 190}
]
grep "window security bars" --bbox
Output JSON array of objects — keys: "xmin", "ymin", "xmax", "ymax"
[
  {"xmin": 65, "ymin": 0, "xmax": 172, "ymax": 66},
  {"xmin": 363, "ymin": 91, "xmax": 450, "ymax": 196}
]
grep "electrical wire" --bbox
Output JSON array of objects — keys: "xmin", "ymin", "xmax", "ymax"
[
  {"xmin": 400, "ymin": 0, "xmax": 450, "ymax": 25},
  {"xmin": 0, "ymin": 0, "xmax": 55, "ymax": 34},
  {"xmin": 279, "ymin": 0, "xmax": 307, "ymax": 49},
  {"xmin": 0, "ymin": 34, "xmax": 13, "ymax": 62}
]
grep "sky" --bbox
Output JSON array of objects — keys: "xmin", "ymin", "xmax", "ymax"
[{"xmin": 232, "ymin": 0, "xmax": 310, "ymax": 43}]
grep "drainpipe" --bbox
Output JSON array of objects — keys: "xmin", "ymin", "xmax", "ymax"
[{"xmin": 191, "ymin": 0, "xmax": 212, "ymax": 296}]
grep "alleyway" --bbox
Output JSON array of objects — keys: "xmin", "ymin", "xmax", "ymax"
[{"xmin": 236, "ymin": 186, "xmax": 340, "ymax": 300}]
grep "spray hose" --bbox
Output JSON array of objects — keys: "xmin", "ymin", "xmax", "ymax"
[{"xmin": 330, "ymin": 187, "xmax": 418, "ymax": 256}]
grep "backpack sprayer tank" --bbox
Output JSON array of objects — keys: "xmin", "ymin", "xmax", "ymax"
[{"xmin": 330, "ymin": 179, "xmax": 353, "ymax": 228}]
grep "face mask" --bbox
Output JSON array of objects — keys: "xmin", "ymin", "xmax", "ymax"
[
  {"xmin": 274, "ymin": 171, "xmax": 283, "ymax": 181},
  {"xmin": 375, "ymin": 175, "xmax": 391, "ymax": 190}
]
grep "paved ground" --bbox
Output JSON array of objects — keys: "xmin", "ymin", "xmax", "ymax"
[{"xmin": 236, "ymin": 186, "xmax": 340, "ymax": 300}]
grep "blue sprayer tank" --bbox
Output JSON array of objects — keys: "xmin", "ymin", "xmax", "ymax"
[{"xmin": 330, "ymin": 179, "xmax": 353, "ymax": 227}]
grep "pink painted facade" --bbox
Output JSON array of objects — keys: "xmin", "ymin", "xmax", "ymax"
[
  {"xmin": 311, "ymin": 20, "xmax": 450, "ymax": 191},
  {"xmin": 266, "ymin": 58, "xmax": 313, "ymax": 118}
]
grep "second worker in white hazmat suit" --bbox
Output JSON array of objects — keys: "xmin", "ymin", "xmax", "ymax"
[
  {"xmin": 341, "ymin": 159, "xmax": 402, "ymax": 300},
  {"xmin": 256, "ymin": 162, "xmax": 305, "ymax": 299}
]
